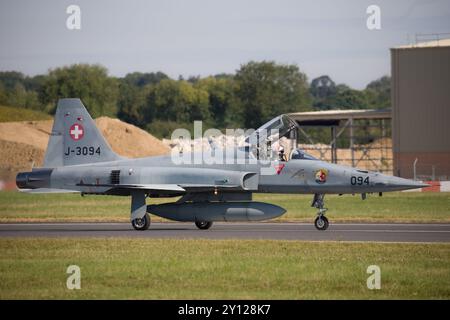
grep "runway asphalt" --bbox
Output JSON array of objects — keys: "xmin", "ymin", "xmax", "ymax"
[{"xmin": 0, "ymin": 222, "xmax": 449, "ymax": 242}]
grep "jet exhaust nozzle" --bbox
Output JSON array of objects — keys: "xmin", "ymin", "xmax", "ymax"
[
  {"xmin": 16, "ymin": 172, "xmax": 29, "ymax": 189},
  {"xmin": 16, "ymin": 169, "xmax": 53, "ymax": 190}
]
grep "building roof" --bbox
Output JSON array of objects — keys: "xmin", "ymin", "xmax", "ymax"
[
  {"xmin": 392, "ymin": 38, "xmax": 450, "ymax": 50},
  {"xmin": 288, "ymin": 109, "xmax": 391, "ymax": 124}
]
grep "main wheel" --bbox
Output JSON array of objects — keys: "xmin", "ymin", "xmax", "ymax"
[
  {"xmin": 314, "ymin": 216, "xmax": 329, "ymax": 231},
  {"xmin": 131, "ymin": 213, "xmax": 151, "ymax": 231},
  {"xmin": 195, "ymin": 221, "xmax": 213, "ymax": 230}
]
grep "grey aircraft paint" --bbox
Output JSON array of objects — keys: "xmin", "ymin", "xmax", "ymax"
[{"xmin": 16, "ymin": 99, "xmax": 428, "ymax": 231}]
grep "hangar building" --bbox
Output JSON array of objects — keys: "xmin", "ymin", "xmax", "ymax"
[{"xmin": 391, "ymin": 38, "xmax": 450, "ymax": 180}]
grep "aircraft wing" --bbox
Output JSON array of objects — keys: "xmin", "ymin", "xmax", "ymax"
[
  {"xmin": 19, "ymin": 188, "xmax": 81, "ymax": 194},
  {"xmin": 79, "ymin": 183, "xmax": 244, "ymax": 193},
  {"xmin": 117, "ymin": 183, "xmax": 245, "ymax": 194},
  {"xmin": 74, "ymin": 183, "xmax": 186, "ymax": 193},
  {"xmin": 111, "ymin": 184, "xmax": 186, "ymax": 192},
  {"xmin": 74, "ymin": 170, "xmax": 259, "ymax": 194},
  {"xmin": 179, "ymin": 184, "xmax": 242, "ymax": 192}
]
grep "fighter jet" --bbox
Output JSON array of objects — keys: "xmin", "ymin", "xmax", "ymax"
[{"xmin": 16, "ymin": 99, "xmax": 427, "ymax": 231}]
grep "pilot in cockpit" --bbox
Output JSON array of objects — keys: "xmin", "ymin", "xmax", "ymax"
[
  {"xmin": 271, "ymin": 139, "xmax": 288, "ymax": 162},
  {"xmin": 278, "ymin": 146, "xmax": 287, "ymax": 162}
]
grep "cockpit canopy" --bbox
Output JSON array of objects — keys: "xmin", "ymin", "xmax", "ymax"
[
  {"xmin": 245, "ymin": 114, "xmax": 298, "ymax": 146},
  {"xmin": 243, "ymin": 114, "xmax": 317, "ymax": 161},
  {"xmin": 290, "ymin": 149, "xmax": 317, "ymax": 160}
]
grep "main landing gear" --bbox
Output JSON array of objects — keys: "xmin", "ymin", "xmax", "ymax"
[
  {"xmin": 195, "ymin": 221, "xmax": 213, "ymax": 230},
  {"xmin": 312, "ymin": 194, "xmax": 329, "ymax": 231},
  {"xmin": 130, "ymin": 191, "xmax": 151, "ymax": 231},
  {"xmin": 132, "ymin": 212, "xmax": 151, "ymax": 231}
]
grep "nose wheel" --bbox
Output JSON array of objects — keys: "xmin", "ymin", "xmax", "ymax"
[
  {"xmin": 314, "ymin": 215, "xmax": 329, "ymax": 230},
  {"xmin": 312, "ymin": 193, "xmax": 329, "ymax": 231}
]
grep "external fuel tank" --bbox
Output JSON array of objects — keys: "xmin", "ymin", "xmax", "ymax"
[{"xmin": 147, "ymin": 201, "xmax": 286, "ymax": 222}]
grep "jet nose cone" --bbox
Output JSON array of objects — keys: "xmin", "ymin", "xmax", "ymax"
[
  {"xmin": 415, "ymin": 181, "xmax": 431, "ymax": 188},
  {"xmin": 387, "ymin": 176, "xmax": 428, "ymax": 191}
]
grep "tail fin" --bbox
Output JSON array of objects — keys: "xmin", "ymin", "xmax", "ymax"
[{"xmin": 43, "ymin": 98, "xmax": 121, "ymax": 167}]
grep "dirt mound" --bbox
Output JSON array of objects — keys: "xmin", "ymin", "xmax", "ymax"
[
  {"xmin": 0, "ymin": 117, "xmax": 170, "ymax": 181},
  {"xmin": 0, "ymin": 120, "xmax": 53, "ymax": 150},
  {"xmin": 95, "ymin": 117, "xmax": 170, "ymax": 158},
  {"xmin": 0, "ymin": 140, "xmax": 45, "ymax": 174}
]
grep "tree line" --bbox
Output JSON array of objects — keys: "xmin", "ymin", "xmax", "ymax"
[{"xmin": 0, "ymin": 62, "xmax": 390, "ymax": 138}]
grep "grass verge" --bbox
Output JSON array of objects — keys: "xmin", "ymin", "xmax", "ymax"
[{"xmin": 0, "ymin": 238, "xmax": 448, "ymax": 299}]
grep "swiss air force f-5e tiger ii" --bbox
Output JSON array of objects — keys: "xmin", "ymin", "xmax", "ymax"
[{"xmin": 16, "ymin": 99, "xmax": 427, "ymax": 231}]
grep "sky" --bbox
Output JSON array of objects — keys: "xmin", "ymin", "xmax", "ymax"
[{"xmin": 0, "ymin": 0, "xmax": 449, "ymax": 89}]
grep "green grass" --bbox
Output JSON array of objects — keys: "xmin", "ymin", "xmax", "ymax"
[
  {"xmin": 0, "ymin": 238, "xmax": 448, "ymax": 299},
  {"xmin": 0, "ymin": 191, "xmax": 448, "ymax": 223},
  {"xmin": 260, "ymin": 192, "xmax": 450, "ymax": 223},
  {"xmin": 0, "ymin": 105, "xmax": 51, "ymax": 122}
]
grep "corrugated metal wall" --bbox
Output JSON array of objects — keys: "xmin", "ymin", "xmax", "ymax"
[{"xmin": 391, "ymin": 46, "xmax": 450, "ymax": 179}]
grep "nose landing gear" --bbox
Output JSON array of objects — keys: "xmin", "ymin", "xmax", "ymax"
[
  {"xmin": 312, "ymin": 194, "xmax": 329, "ymax": 231},
  {"xmin": 314, "ymin": 215, "xmax": 329, "ymax": 231}
]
